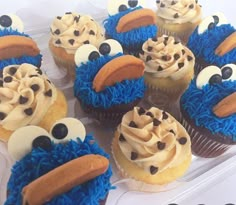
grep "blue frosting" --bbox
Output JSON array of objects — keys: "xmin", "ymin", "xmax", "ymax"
[
  {"xmin": 0, "ymin": 28, "xmax": 29, "ymax": 37},
  {"xmin": 5, "ymin": 135, "xmax": 113, "ymax": 205},
  {"xmin": 181, "ymin": 80, "xmax": 236, "ymax": 140},
  {"xmin": 187, "ymin": 24, "xmax": 236, "ymax": 67},
  {"xmin": 74, "ymin": 53, "xmax": 145, "ymax": 109},
  {"xmin": 104, "ymin": 7, "xmax": 157, "ymax": 51}
]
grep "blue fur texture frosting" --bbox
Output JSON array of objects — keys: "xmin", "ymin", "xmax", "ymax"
[
  {"xmin": 187, "ymin": 24, "xmax": 236, "ymax": 67},
  {"xmin": 5, "ymin": 135, "xmax": 113, "ymax": 205},
  {"xmin": 104, "ymin": 7, "xmax": 157, "ymax": 52},
  {"xmin": 74, "ymin": 53, "xmax": 145, "ymax": 109},
  {"xmin": 181, "ymin": 80, "xmax": 236, "ymax": 140}
]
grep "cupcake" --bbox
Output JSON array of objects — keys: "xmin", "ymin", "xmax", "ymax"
[
  {"xmin": 187, "ymin": 13, "xmax": 236, "ymax": 75},
  {"xmin": 112, "ymin": 106, "xmax": 192, "ymax": 185},
  {"xmin": 139, "ymin": 35, "xmax": 194, "ymax": 105},
  {"xmin": 74, "ymin": 39, "xmax": 145, "ymax": 123},
  {"xmin": 5, "ymin": 118, "xmax": 112, "ymax": 205},
  {"xmin": 180, "ymin": 64, "xmax": 236, "ymax": 158},
  {"xmin": 104, "ymin": 0, "xmax": 157, "ymax": 55},
  {"xmin": 49, "ymin": 12, "xmax": 104, "ymax": 79},
  {"xmin": 156, "ymin": 0, "xmax": 202, "ymax": 44},
  {"xmin": 0, "ymin": 14, "xmax": 42, "ymax": 70},
  {"xmin": 0, "ymin": 63, "xmax": 67, "ymax": 142}
]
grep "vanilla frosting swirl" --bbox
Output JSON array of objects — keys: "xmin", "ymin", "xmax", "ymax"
[
  {"xmin": 156, "ymin": 0, "xmax": 202, "ymax": 24},
  {"xmin": 0, "ymin": 64, "xmax": 57, "ymax": 130},
  {"xmin": 140, "ymin": 36, "xmax": 195, "ymax": 80},
  {"xmin": 50, "ymin": 12, "xmax": 104, "ymax": 54},
  {"xmin": 118, "ymin": 107, "xmax": 191, "ymax": 174}
]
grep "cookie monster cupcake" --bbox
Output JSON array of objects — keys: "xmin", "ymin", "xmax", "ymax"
[
  {"xmin": 0, "ymin": 14, "xmax": 42, "ymax": 70},
  {"xmin": 74, "ymin": 39, "xmax": 145, "ymax": 123},
  {"xmin": 5, "ymin": 118, "xmax": 112, "ymax": 205},
  {"xmin": 180, "ymin": 64, "xmax": 236, "ymax": 158},
  {"xmin": 104, "ymin": 0, "xmax": 157, "ymax": 56},
  {"xmin": 112, "ymin": 106, "xmax": 192, "ymax": 186},
  {"xmin": 156, "ymin": 0, "xmax": 202, "ymax": 44},
  {"xmin": 187, "ymin": 13, "xmax": 236, "ymax": 75},
  {"xmin": 0, "ymin": 63, "xmax": 67, "ymax": 142},
  {"xmin": 49, "ymin": 12, "xmax": 104, "ymax": 79}
]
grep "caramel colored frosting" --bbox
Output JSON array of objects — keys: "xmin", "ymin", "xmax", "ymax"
[
  {"xmin": 50, "ymin": 12, "xmax": 104, "ymax": 54},
  {"xmin": 117, "ymin": 107, "xmax": 191, "ymax": 175},
  {"xmin": 0, "ymin": 64, "xmax": 57, "ymax": 131},
  {"xmin": 156, "ymin": 0, "xmax": 202, "ymax": 24},
  {"xmin": 140, "ymin": 36, "xmax": 195, "ymax": 80}
]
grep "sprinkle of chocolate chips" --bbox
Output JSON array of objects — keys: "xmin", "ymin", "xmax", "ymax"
[
  {"xmin": 0, "ymin": 80, "xmax": 3, "ymax": 87},
  {"xmin": 162, "ymin": 111, "xmax": 168, "ymax": 120},
  {"xmin": 187, "ymin": 55, "xmax": 193, "ymax": 61},
  {"xmin": 182, "ymin": 49, "xmax": 186, "ymax": 55},
  {"xmin": 160, "ymin": 2, "xmax": 165, "ymax": 7},
  {"xmin": 189, "ymin": 4, "xmax": 194, "ymax": 9},
  {"xmin": 138, "ymin": 107, "xmax": 146, "ymax": 115},
  {"xmin": 84, "ymin": 40, "xmax": 90, "ymax": 44},
  {"xmin": 9, "ymin": 67, "xmax": 17, "ymax": 75},
  {"xmin": 169, "ymin": 129, "xmax": 175, "ymax": 135},
  {"xmin": 57, "ymin": 16, "xmax": 62, "ymax": 20},
  {"xmin": 54, "ymin": 29, "xmax": 60, "ymax": 35},
  {"xmin": 4, "ymin": 76, "xmax": 12, "ymax": 83},
  {"xmin": 119, "ymin": 134, "xmax": 126, "ymax": 142},
  {"xmin": 24, "ymin": 108, "xmax": 33, "ymax": 116},
  {"xmin": 150, "ymin": 166, "xmax": 158, "ymax": 175},
  {"xmin": 157, "ymin": 141, "xmax": 166, "ymax": 150},
  {"xmin": 131, "ymin": 152, "xmax": 138, "ymax": 160},
  {"xmin": 36, "ymin": 68, "xmax": 43, "ymax": 75},
  {"xmin": 174, "ymin": 53, "xmax": 180, "ymax": 60},
  {"xmin": 89, "ymin": 30, "xmax": 95, "ymax": 35},
  {"xmin": 19, "ymin": 96, "xmax": 28, "ymax": 104},
  {"xmin": 55, "ymin": 39, "xmax": 61, "ymax": 44},
  {"xmin": 129, "ymin": 121, "xmax": 138, "ymax": 128},
  {"xmin": 157, "ymin": 66, "xmax": 163, "ymax": 71},
  {"xmin": 68, "ymin": 39, "xmax": 75, "ymax": 45},
  {"xmin": 74, "ymin": 30, "xmax": 80, "ymax": 36},
  {"xmin": 178, "ymin": 62, "xmax": 185, "ymax": 69},
  {"xmin": 29, "ymin": 75, "xmax": 38, "ymax": 78},
  {"xmin": 147, "ymin": 46, "xmax": 153, "ymax": 52},
  {"xmin": 45, "ymin": 89, "xmax": 52, "ymax": 97},
  {"xmin": 152, "ymin": 36, "xmax": 158, "ymax": 42},
  {"xmin": 174, "ymin": 40, "xmax": 180, "ymax": 44},
  {"xmin": 0, "ymin": 112, "xmax": 6, "ymax": 120},
  {"xmin": 146, "ymin": 55, "xmax": 152, "ymax": 62},
  {"xmin": 146, "ymin": 112, "xmax": 154, "ymax": 118},
  {"xmin": 171, "ymin": 0, "xmax": 177, "ymax": 5},
  {"xmin": 65, "ymin": 12, "xmax": 72, "ymax": 14},
  {"xmin": 162, "ymin": 55, "xmax": 170, "ymax": 61},
  {"xmin": 153, "ymin": 118, "xmax": 161, "ymax": 126},
  {"xmin": 30, "ymin": 84, "xmax": 40, "ymax": 92},
  {"xmin": 174, "ymin": 13, "xmax": 179, "ymax": 18},
  {"xmin": 179, "ymin": 137, "xmax": 187, "ymax": 145},
  {"xmin": 74, "ymin": 16, "xmax": 80, "ymax": 23}
]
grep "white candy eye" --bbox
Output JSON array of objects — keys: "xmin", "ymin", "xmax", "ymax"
[
  {"xmin": 50, "ymin": 118, "xmax": 86, "ymax": 143},
  {"xmin": 99, "ymin": 39, "xmax": 123, "ymax": 56},
  {"xmin": 0, "ymin": 14, "xmax": 24, "ymax": 32},
  {"xmin": 74, "ymin": 44, "xmax": 100, "ymax": 67},
  {"xmin": 8, "ymin": 126, "xmax": 52, "ymax": 161},
  {"xmin": 221, "ymin": 64, "xmax": 236, "ymax": 81},
  {"xmin": 108, "ymin": 0, "xmax": 129, "ymax": 16},
  {"xmin": 196, "ymin": 66, "xmax": 222, "ymax": 89},
  {"xmin": 198, "ymin": 13, "xmax": 228, "ymax": 35}
]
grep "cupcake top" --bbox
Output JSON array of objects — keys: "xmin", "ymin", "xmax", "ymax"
[
  {"xmin": 156, "ymin": 0, "xmax": 202, "ymax": 24},
  {"xmin": 117, "ymin": 107, "xmax": 191, "ymax": 175},
  {"xmin": 0, "ymin": 14, "xmax": 42, "ymax": 70},
  {"xmin": 0, "ymin": 63, "xmax": 57, "ymax": 131},
  {"xmin": 181, "ymin": 64, "xmax": 236, "ymax": 141},
  {"xmin": 50, "ymin": 12, "xmax": 104, "ymax": 54},
  {"xmin": 140, "ymin": 35, "xmax": 195, "ymax": 80},
  {"xmin": 6, "ymin": 118, "xmax": 112, "ymax": 205},
  {"xmin": 187, "ymin": 13, "xmax": 236, "ymax": 67}
]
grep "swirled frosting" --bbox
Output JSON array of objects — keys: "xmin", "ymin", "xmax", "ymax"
[
  {"xmin": 139, "ymin": 36, "xmax": 195, "ymax": 80},
  {"xmin": 0, "ymin": 64, "xmax": 57, "ymax": 130},
  {"xmin": 50, "ymin": 12, "xmax": 104, "ymax": 54},
  {"xmin": 117, "ymin": 107, "xmax": 191, "ymax": 174},
  {"xmin": 156, "ymin": 0, "xmax": 202, "ymax": 24}
]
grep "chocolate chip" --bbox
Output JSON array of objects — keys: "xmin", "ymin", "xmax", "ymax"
[
  {"xmin": 0, "ymin": 112, "xmax": 6, "ymax": 120},
  {"xmin": 138, "ymin": 107, "xmax": 146, "ymax": 115},
  {"xmin": 57, "ymin": 16, "xmax": 62, "ymax": 20},
  {"xmin": 4, "ymin": 76, "xmax": 12, "ymax": 83},
  {"xmin": 178, "ymin": 62, "xmax": 185, "ymax": 69},
  {"xmin": 30, "ymin": 84, "xmax": 40, "ymax": 92},
  {"xmin": 174, "ymin": 40, "xmax": 180, "ymax": 44},
  {"xmin": 162, "ymin": 55, "xmax": 170, "ymax": 61},
  {"xmin": 74, "ymin": 16, "xmax": 80, "ymax": 23},
  {"xmin": 182, "ymin": 49, "xmax": 185, "ymax": 55},
  {"xmin": 163, "ymin": 39, "xmax": 168, "ymax": 46},
  {"xmin": 54, "ymin": 29, "xmax": 60, "ymax": 35},
  {"xmin": 157, "ymin": 66, "xmax": 163, "ymax": 71},
  {"xmin": 153, "ymin": 118, "xmax": 161, "ymax": 126},
  {"xmin": 55, "ymin": 39, "xmax": 61, "ymax": 44},
  {"xmin": 9, "ymin": 67, "xmax": 17, "ymax": 75},
  {"xmin": 187, "ymin": 55, "xmax": 193, "ymax": 61},
  {"xmin": 47, "ymin": 79, "xmax": 51, "ymax": 84},
  {"xmin": 169, "ymin": 129, "xmax": 175, "ymax": 135},
  {"xmin": 84, "ymin": 40, "xmax": 90, "ymax": 44},
  {"xmin": 195, "ymin": 0, "xmax": 198, "ymax": 3},
  {"xmin": 29, "ymin": 75, "xmax": 38, "ymax": 78},
  {"xmin": 174, "ymin": 13, "xmax": 179, "ymax": 18},
  {"xmin": 0, "ymin": 70, "xmax": 3, "ymax": 78},
  {"xmin": 74, "ymin": 30, "xmax": 80, "ymax": 36},
  {"xmin": 0, "ymin": 80, "xmax": 3, "ymax": 87},
  {"xmin": 150, "ymin": 166, "xmax": 158, "ymax": 175},
  {"xmin": 171, "ymin": 0, "xmax": 177, "ymax": 5},
  {"xmin": 157, "ymin": 141, "xmax": 166, "ymax": 150},
  {"xmin": 174, "ymin": 53, "xmax": 180, "ymax": 60},
  {"xmin": 152, "ymin": 36, "xmax": 158, "ymax": 41},
  {"xmin": 147, "ymin": 46, "xmax": 153, "ymax": 52},
  {"xmin": 119, "ymin": 134, "xmax": 126, "ymax": 142},
  {"xmin": 160, "ymin": 2, "xmax": 165, "ymax": 7},
  {"xmin": 24, "ymin": 108, "xmax": 33, "ymax": 116},
  {"xmin": 179, "ymin": 137, "xmax": 187, "ymax": 145},
  {"xmin": 68, "ymin": 39, "xmax": 75, "ymax": 45},
  {"xmin": 146, "ymin": 55, "xmax": 152, "ymax": 62},
  {"xmin": 90, "ymin": 18, "xmax": 94, "ymax": 21},
  {"xmin": 45, "ymin": 89, "xmax": 52, "ymax": 97},
  {"xmin": 19, "ymin": 96, "xmax": 28, "ymax": 104},
  {"xmin": 36, "ymin": 68, "xmax": 43, "ymax": 75},
  {"xmin": 162, "ymin": 111, "xmax": 168, "ymax": 120},
  {"xmin": 89, "ymin": 30, "xmax": 95, "ymax": 35},
  {"xmin": 146, "ymin": 112, "xmax": 154, "ymax": 118},
  {"xmin": 129, "ymin": 121, "xmax": 138, "ymax": 128},
  {"xmin": 65, "ymin": 12, "xmax": 72, "ymax": 14},
  {"xmin": 189, "ymin": 4, "xmax": 194, "ymax": 9},
  {"xmin": 131, "ymin": 152, "xmax": 138, "ymax": 160},
  {"xmin": 156, "ymin": 0, "xmax": 160, "ymax": 3}
]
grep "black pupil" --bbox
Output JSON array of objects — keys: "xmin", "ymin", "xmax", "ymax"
[
  {"xmin": 213, "ymin": 15, "xmax": 219, "ymax": 25},
  {"xmin": 209, "ymin": 74, "xmax": 222, "ymax": 85},
  {"xmin": 0, "ymin": 15, "xmax": 12, "ymax": 28},
  {"xmin": 99, "ymin": 43, "xmax": 111, "ymax": 55},
  {"xmin": 208, "ymin": 22, "xmax": 215, "ymax": 30},
  {"xmin": 32, "ymin": 135, "xmax": 51, "ymax": 151},
  {"xmin": 51, "ymin": 123, "xmax": 68, "ymax": 139},
  {"xmin": 221, "ymin": 66, "xmax": 233, "ymax": 80},
  {"xmin": 128, "ymin": 0, "xmax": 138, "ymax": 7},
  {"xmin": 88, "ymin": 51, "xmax": 100, "ymax": 61},
  {"xmin": 119, "ymin": 4, "xmax": 128, "ymax": 12}
]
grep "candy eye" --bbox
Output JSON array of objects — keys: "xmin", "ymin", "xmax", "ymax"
[
  {"xmin": 8, "ymin": 126, "xmax": 52, "ymax": 161},
  {"xmin": 0, "ymin": 14, "xmax": 24, "ymax": 32},
  {"xmin": 221, "ymin": 64, "xmax": 236, "ymax": 81},
  {"xmin": 99, "ymin": 39, "xmax": 123, "ymax": 56},
  {"xmin": 198, "ymin": 13, "xmax": 228, "ymax": 35},
  {"xmin": 50, "ymin": 118, "xmax": 86, "ymax": 143},
  {"xmin": 196, "ymin": 66, "xmax": 222, "ymax": 89},
  {"xmin": 74, "ymin": 44, "xmax": 100, "ymax": 67},
  {"xmin": 108, "ymin": 0, "xmax": 129, "ymax": 16}
]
